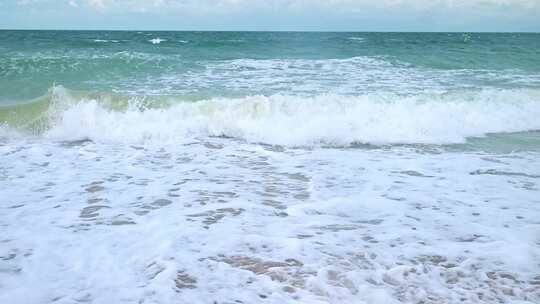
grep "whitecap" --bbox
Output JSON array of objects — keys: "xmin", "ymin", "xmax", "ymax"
[
  {"xmin": 149, "ymin": 38, "xmax": 165, "ymax": 44},
  {"xmin": 35, "ymin": 88, "xmax": 540, "ymax": 146},
  {"xmin": 93, "ymin": 39, "xmax": 119, "ymax": 43}
]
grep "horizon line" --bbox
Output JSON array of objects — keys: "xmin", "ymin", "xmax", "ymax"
[{"xmin": 1, "ymin": 28, "xmax": 539, "ymax": 33}]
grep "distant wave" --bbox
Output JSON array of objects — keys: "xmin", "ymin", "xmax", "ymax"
[
  {"xmin": 2, "ymin": 86, "xmax": 540, "ymax": 147},
  {"xmin": 93, "ymin": 39, "xmax": 119, "ymax": 43},
  {"xmin": 149, "ymin": 38, "xmax": 165, "ymax": 44},
  {"xmin": 348, "ymin": 37, "xmax": 365, "ymax": 42}
]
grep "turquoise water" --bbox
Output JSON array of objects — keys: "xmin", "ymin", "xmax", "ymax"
[
  {"xmin": 1, "ymin": 31, "xmax": 540, "ymax": 150},
  {"xmin": 1, "ymin": 31, "xmax": 540, "ymax": 100},
  {"xmin": 1, "ymin": 31, "xmax": 540, "ymax": 304}
]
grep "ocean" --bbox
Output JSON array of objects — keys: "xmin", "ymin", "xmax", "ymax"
[{"xmin": 0, "ymin": 31, "xmax": 539, "ymax": 303}]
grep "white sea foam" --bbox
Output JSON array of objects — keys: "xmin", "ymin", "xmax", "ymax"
[
  {"xmin": 117, "ymin": 56, "xmax": 540, "ymax": 97},
  {"xmin": 41, "ymin": 88, "xmax": 540, "ymax": 146},
  {"xmin": 0, "ymin": 124, "xmax": 19, "ymax": 139},
  {"xmin": 0, "ymin": 136, "xmax": 538, "ymax": 304},
  {"xmin": 149, "ymin": 37, "xmax": 165, "ymax": 44},
  {"xmin": 3, "ymin": 54, "xmax": 539, "ymax": 96},
  {"xmin": 93, "ymin": 39, "xmax": 119, "ymax": 43}
]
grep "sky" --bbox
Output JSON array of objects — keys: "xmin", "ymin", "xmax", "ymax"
[{"xmin": 1, "ymin": 0, "xmax": 539, "ymax": 31}]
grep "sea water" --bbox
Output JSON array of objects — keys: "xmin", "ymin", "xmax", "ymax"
[{"xmin": 1, "ymin": 31, "xmax": 539, "ymax": 303}]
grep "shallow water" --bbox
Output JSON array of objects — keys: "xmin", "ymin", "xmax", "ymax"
[
  {"xmin": 1, "ymin": 31, "xmax": 540, "ymax": 304},
  {"xmin": 1, "ymin": 138, "xmax": 539, "ymax": 303}
]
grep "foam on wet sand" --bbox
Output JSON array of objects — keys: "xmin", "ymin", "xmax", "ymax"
[{"xmin": 0, "ymin": 138, "xmax": 539, "ymax": 303}]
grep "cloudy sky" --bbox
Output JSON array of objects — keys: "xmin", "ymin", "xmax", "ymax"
[{"xmin": 1, "ymin": 0, "xmax": 539, "ymax": 31}]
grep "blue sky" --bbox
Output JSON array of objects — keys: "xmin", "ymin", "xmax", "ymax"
[{"xmin": 1, "ymin": 0, "xmax": 539, "ymax": 31}]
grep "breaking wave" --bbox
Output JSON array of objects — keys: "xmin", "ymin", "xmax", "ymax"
[{"xmin": 1, "ymin": 86, "xmax": 540, "ymax": 146}]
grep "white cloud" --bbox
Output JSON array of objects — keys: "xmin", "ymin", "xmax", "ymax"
[
  {"xmin": 2, "ymin": 0, "xmax": 538, "ymax": 30},
  {"xmin": 77, "ymin": 0, "xmax": 540, "ymax": 15},
  {"xmin": 16, "ymin": 0, "xmax": 35, "ymax": 6},
  {"xmin": 88, "ymin": 0, "xmax": 106, "ymax": 9},
  {"xmin": 13, "ymin": 0, "xmax": 539, "ymax": 12}
]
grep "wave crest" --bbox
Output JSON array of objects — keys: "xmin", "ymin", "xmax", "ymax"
[{"xmin": 2, "ymin": 87, "xmax": 540, "ymax": 146}]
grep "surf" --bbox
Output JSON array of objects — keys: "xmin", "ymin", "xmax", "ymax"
[{"xmin": 2, "ymin": 86, "xmax": 540, "ymax": 147}]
